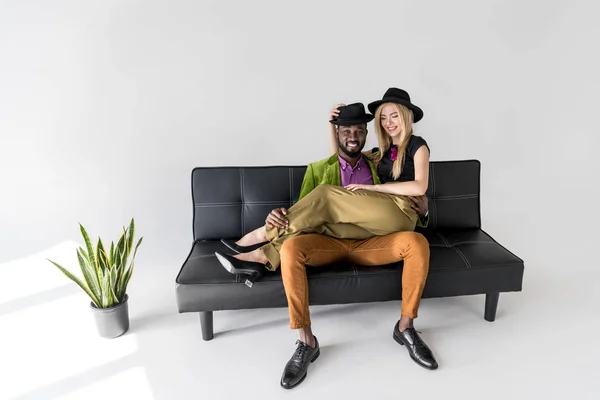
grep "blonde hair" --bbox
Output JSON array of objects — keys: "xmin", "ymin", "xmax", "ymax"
[{"xmin": 371, "ymin": 102, "xmax": 414, "ymax": 180}]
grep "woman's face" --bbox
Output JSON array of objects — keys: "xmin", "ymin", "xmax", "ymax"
[{"xmin": 380, "ymin": 104, "xmax": 402, "ymax": 138}]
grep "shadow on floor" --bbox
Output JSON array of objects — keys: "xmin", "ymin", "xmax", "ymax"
[{"xmin": 0, "ymin": 284, "xmax": 80, "ymax": 316}]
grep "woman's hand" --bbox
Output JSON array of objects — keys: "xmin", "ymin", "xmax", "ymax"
[
  {"xmin": 330, "ymin": 103, "xmax": 346, "ymax": 121},
  {"xmin": 344, "ymin": 184, "xmax": 374, "ymax": 192}
]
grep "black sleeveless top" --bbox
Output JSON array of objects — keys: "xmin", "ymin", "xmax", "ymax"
[{"xmin": 371, "ymin": 135, "xmax": 429, "ymax": 183}]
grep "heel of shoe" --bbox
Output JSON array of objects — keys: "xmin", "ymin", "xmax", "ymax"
[
  {"xmin": 244, "ymin": 270, "xmax": 263, "ymax": 288},
  {"xmin": 393, "ymin": 333, "xmax": 404, "ymax": 346},
  {"xmin": 311, "ymin": 348, "xmax": 320, "ymax": 363}
]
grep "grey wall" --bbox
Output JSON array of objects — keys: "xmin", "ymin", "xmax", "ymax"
[{"xmin": 1, "ymin": 0, "xmax": 598, "ymax": 274}]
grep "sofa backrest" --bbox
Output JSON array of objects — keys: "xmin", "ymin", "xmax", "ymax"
[{"xmin": 191, "ymin": 160, "xmax": 481, "ymax": 241}]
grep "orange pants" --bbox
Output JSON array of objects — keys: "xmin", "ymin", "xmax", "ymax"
[{"xmin": 280, "ymin": 232, "xmax": 430, "ymax": 329}]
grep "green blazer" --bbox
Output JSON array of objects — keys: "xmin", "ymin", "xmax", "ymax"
[{"xmin": 298, "ymin": 154, "xmax": 429, "ymax": 228}]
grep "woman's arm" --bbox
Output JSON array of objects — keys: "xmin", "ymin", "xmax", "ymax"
[
  {"xmin": 329, "ymin": 123, "xmax": 338, "ymax": 154},
  {"xmin": 346, "ymin": 146, "xmax": 430, "ymax": 196},
  {"xmin": 328, "ymin": 104, "xmax": 345, "ymax": 154}
]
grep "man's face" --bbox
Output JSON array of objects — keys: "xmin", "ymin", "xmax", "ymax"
[{"xmin": 336, "ymin": 124, "xmax": 367, "ymax": 158}]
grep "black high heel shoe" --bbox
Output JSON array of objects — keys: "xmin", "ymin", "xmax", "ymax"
[
  {"xmin": 214, "ymin": 252, "xmax": 266, "ymax": 288},
  {"xmin": 221, "ymin": 239, "xmax": 269, "ymax": 254}
]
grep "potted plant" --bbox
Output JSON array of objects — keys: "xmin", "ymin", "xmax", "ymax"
[{"xmin": 48, "ymin": 218, "xmax": 143, "ymax": 338}]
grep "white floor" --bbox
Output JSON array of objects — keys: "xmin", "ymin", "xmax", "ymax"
[{"xmin": 1, "ymin": 242, "xmax": 598, "ymax": 400}]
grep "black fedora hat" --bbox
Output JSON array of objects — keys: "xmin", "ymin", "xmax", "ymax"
[
  {"xmin": 330, "ymin": 102, "xmax": 375, "ymax": 126},
  {"xmin": 367, "ymin": 88, "xmax": 424, "ymax": 123}
]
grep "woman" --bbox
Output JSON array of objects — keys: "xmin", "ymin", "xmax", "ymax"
[{"xmin": 215, "ymin": 87, "xmax": 431, "ymax": 285}]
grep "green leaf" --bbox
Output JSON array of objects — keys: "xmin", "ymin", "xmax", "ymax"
[
  {"xmin": 115, "ymin": 233, "xmax": 126, "ymax": 268},
  {"xmin": 121, "ymin": 227, "xmax": 130, "ymax": 268},
  {"xmin": 97, "ymin": 267, "xmax": 105, "ymax": 305},
  {"xmin": 113, "ymin": 234, "xmax": 125, "ymax": 293},
  {"xmin": 126, "ymin": 219, "xmax": 135, "ymax": 262},
  {"xmin": 80, "ymin": 223, "xmax": 104, "ymax": 290},
  {"xmin": 96, "ymin": 238, "xmax": 108, "ymax": 269},
  {"xmin": 130, "ymin": 237, "xmax": 143, "ymax": 269},
  {"xmin": 79, "ymin": 223, "xmax": 96, "ymax": 271},
  {"xmin": 96, "ymin": 238, "xmax": 109, "ymax": 271},
  {"xmin": 109, "ymin": 241, "xmax": 115, "ymax": 266},
  {"xmin": 119, "ymin": 237, "xmax": 142, "ymax": 298},
  {"xmin": 122, "ymin": 260, "xmax": 135, "ymax": 297},
  {"xmin": 114, "ymin": 233, "xmax": 127, "ymax": 273},
  {"xmin": 48, "ymin": 259, "xmax": 100, "ymax": 307},
  {"xmin": 101, "ymin": 269, "xmax": 111, "ymax": 308},
  {"xmin": 109, "ymin": 266, "xmax": 119, "ymax": 303},
  {"xmin": 77, "ymin": 249, "xmax": 101, "ymax": 305},
  {"xmin": 79, "ymin": 247, "xmax": 88, "ymax": 259}
]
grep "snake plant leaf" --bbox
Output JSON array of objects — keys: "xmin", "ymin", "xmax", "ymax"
[
  {"xmin": 115, "ymin": 234, "xmax": 126, "ymax": 270},
  {"xmin": 121, "ymin": 227, "xmax": 130, "ymax": 268},
  {"xmin": 113, "ymin": 233, "xmax": 126, "ymax": 291},
  {"xmin": 109, "ymin": 241, "xmax": 115, "ymax": 266},
  {"xmin": 48, "ymin": 259, "xmax": 100, "ymax": 307},
  {"xmin": 133, "ymin": 237, "xmax": 143, "ymax": 263},
  {"xmin": 101, "ymin": 269, "xmax": 112, "ymax": 308},
  {"xmin": 97, "ymin": 238, "xmax": 109, "ymax": 272},
  {"xmin": 79, "ymin": 223, "xmax": 96, "ymax": 272},
  {"xmin": 77, "ymin": 248, "xmax": 101, "ymax": 303},
  {"xmin": 126, "ymin": 218, "xmax": 135, "ymax": 261},
  {"xmin": 79, "ymin": 247, "xmax": 88, "ymax": 259},
  {"xmin": 97, "ymin": 267, "xmax": 105, "ymax": 306},
  {"xmin": 109, "ymin": 265, "xmax": 119, "ymax": 303},
  {"xmin": 118, "ymin": 236, "xmax": 142, "ymax": 299},
  {"xmin": 122, "ymin": 260, "xmax": 135, "ymax": 297},
  {"xmin": 96, "ymin": 238, "xmax": 110, "ymax": 269}
]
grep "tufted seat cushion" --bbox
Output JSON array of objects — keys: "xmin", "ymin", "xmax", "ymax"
[{"xmin": 175, "ymin": 228, "xmax": 523, "ymax": 312}]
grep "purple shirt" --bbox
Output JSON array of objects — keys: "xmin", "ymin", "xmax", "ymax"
[{"xmin": 338, "ymin": 155, "xmax": 374, "ymax": 187}]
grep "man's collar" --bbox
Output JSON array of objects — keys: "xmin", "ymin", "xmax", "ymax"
[{"xmin": 338, "ymin": 154, "xmax": 365, "ymax": 170}]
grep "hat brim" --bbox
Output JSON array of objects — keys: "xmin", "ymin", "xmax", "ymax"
[
  {"xmin": 367, "ymin": 98, "xmax": 423, "ymax": 123},
  {"xmin": 329, "ymin": 115, "xmax": 375, "ymax": 126}
]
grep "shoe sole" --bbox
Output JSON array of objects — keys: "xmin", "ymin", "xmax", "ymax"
[
  {"xmin": 214, "ymin": 253, "xmax": 251, "ymax": 275},
  {"xmin": 393, "ymin": 333, "xmax": 438, "ymax": 370},
  {"xmin": 280, "ymin": 348, "xmax": 320, "ymax": 390}
]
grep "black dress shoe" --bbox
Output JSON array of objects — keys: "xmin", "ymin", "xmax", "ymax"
[
  {"xmin": 393, "ymin": 322, "xmax": 438, "ymax": 370},
  {"xmin": 214, "ymin": 252, "xmax": 266, "ymax": 288},
  {"xmin": 280, "ymin": 336, "xmax": 320, "ymax": 390},
  {"xmin": 221, "ymin": 239, "xmax": 269, "ymax": 254}
]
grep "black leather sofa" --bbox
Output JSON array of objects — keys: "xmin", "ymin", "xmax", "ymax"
[{"xmin": 176, "ymin": 160, "xmax": 524, "ymax": 340}]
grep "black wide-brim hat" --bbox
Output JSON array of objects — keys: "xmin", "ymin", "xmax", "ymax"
[
  {"xmin": 367, "ymin": 87, "xmax": 424, "ymax": 123},
  {"xmin": 329, "ymin": 102, "xmax": 375, "ymax": 126}
]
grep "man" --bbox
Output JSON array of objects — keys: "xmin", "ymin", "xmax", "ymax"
[{"xmin": 262, "ymin": 103, "xmax": 438, "ymax": 389}]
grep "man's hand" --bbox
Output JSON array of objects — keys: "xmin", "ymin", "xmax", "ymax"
[
  {"xmin": 408, "ymin": 195, "xmax": 429, "ymax": 217},
  {"xmin": 265, "ymin": 207, "xmax": 288, "ymax": 228}
]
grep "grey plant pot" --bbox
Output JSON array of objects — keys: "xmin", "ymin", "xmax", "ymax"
[{"xmin": 90, "ymin": 294, "xmax": 130, "ymax": 338}]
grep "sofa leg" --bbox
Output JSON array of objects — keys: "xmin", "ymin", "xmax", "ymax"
[
  {"xmin": 484, "ymin": 292, "xmax": 500, "ymax": 322},
  {"xmin": 200, "ymin": 311, "xmax": 214, "ymax": 341}
]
